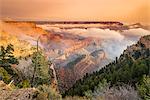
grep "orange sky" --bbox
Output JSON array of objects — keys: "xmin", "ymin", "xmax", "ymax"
[{"xmin": 0, "ymin": 0, "xmax": 150, "ymax": 24}]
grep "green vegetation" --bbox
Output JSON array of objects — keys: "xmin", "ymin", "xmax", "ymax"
[
  {"xmin": 0, "ymin": 44, "xmax": 19, "ymax": 75},
  {"xmin": 0, "ymin": 35, "xmax": 150, "ymax": 100},
  {"xmin": 84, "ymin": 79, "xmax": 109, "ymax": 99},
  {"xmin": 17, "ymin": 79, "xmax": 31, "ymax": 88},
  {"xmin": 66, "ymin": 54, "xmax": 86, "ymax": 68},
  {"xmin": 137, "ymin": 75, "xmax": 150, "ymax": 100},
  {"xmin": 0, "ymin": 67, "xmax": 11, "ymax": 83},
  {"xmin": 0, "ymin": 44, "xmax": 56, "ymax": 99},
  {"xmin": 0, "ymin": 44, "xmax": 19, "ymax": 83},
  {"xmin": 31, "ymin": 51, "xmax": 52, "ymax": 87},
  {"xmin": 63, "ymin": 35, "xmax": 150, "ymax": 99},
  {"xmin": 37, "ymin": 84, "xmax": 62, "ymax": 100}
]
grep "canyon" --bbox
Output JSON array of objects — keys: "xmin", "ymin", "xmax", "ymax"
[{"xmin": 0, "ymin": 21, "xmax": 150, "ymax": 92}]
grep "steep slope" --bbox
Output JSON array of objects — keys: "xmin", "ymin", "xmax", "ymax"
[
  {"xmin": 56, "ymin": 49, "xmax": 110, "ymax": 93},
  {"xmin": 0, "ymin": 21, "xmax": 104, "ymax": 93},
  {"xmin": 64, "ymin": 35, "xmax": 150, "ymax": 97},
  {"xmin": 1, "ymin": 21, "xmax": 149, "ymax": 95}
]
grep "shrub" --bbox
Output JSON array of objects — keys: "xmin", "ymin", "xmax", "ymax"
[
  {"xmin": 0, "ymin": 67, "xmax": 11, "ymax": 83},
  {"xmin": 17, "ymin": 80, "xmax": 31, "ymax": 88},
  {"xmin": 137, "ymin": 75, "xmax": 150, "ymax": 100},
  {"xmin": 37, "ymin": 84, "xmax": 62, "ymax": 100}
]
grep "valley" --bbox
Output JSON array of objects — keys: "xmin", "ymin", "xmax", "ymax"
[{"xmin": 0, "ymin": 21, "xmax": 150, "ymax": 93}]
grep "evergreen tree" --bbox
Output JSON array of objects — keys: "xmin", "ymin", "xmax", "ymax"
[
  {"xmin": 0, "ymin": 44, "xmax": 18, "ymax": 75},
  {"xmin": 64, "ymin": 35, "xmax": 150, "ymax": 97},
  {"xmin": 31, "ymin": 51, "xmax": 52, "ymax": 86}
]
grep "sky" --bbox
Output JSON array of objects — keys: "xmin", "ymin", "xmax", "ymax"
[{"xmin": 0, "ymin": 0, "xmax": 150, "ymax": 24}]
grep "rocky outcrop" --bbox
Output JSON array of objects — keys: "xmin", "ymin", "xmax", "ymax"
[
  {"xmin": 0, "ymin": 81, "xmax": 39, "ymax": 100},
  {"xmin": 123, "ymin": 35, "xmax": 150, "ymax": 60},
  {"xmin": 63, "ymin": 35, "xmax": 150, "ymax": 97},
  {"xmin": 139, "ymin": 35, "xmax": 150, "ymax": 48},
  {"xmin": 2, "ymin": 21, "xmax": 148, "ymax": 95},
  {"xmin": 56, "ymin": 50, "xmax": 109, "ymax": 93},
  {"xmin": 37, "ymin": 21, "xmax": 126, "ymax": 30},
  {"xmin": 4, "ymin": 21, "xmax": 48, "ymax": 37}
]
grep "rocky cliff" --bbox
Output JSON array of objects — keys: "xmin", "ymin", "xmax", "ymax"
[
  {"xmin": 1, "ymin": 21, "xmax": 149, "ymax": 94},
  {"xmin": 64, "ymin": 35, "xmax": 150, "ymax": 97}
]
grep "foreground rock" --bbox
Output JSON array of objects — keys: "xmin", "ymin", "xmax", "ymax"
[{"xmin": 0, "ymin": 81, "xmax": 39, "ymax": 100}]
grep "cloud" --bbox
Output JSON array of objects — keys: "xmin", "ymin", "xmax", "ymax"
[
  {"xmin": 122, "ymin": 28, "xmax": 150, "ymax": 41},
  {"xmin": 44, "ymin": 27, "xmax": 150, "ymax": 59},
  {"xmin": 66, "ymin": 28, "xmax": 124, "ymax": 41},
  {"xmin": 3, "ymin": 21, "xmax": 149, "ymax": 60}
]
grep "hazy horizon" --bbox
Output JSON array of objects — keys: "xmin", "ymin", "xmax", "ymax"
[{"xmin": 0, "ymin": 0, "xmax": 150, "ymax": 24}]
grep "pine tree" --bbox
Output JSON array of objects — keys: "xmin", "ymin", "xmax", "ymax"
[
  {"xmin": 31, "ymin": 51, "xmax": 51, "ymax": 86},
  {"xmin": 0, "ymin": 44, "xmax": 18, "ymax": 75}
]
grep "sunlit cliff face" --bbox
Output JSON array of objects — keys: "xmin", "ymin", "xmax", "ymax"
[
  {"xmin": 0, "ymin": 21, "xmax": 49, "ymax": 57},
  {"xmin": 1, "ymin": 21, "xmax": 150, "ymax": 59},
  {"xmin": 0, "ymin": 31, "xmax": 36, "ymax": 57},
  {"xmin": 0, "ymin": 21, "xmax": 150, "ymax": 92},
  {"xmin": 38, "ymin": 23, "xmax": 150, "ymax": 59},
  {"xmin": 38, "ymin": 22, "xmax": 150, "ymax": 91}
]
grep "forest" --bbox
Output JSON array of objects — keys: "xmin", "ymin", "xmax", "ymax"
[
  {"xmin": 0, "ymin": 35, "xmax": 150, "ymax": 99},
  {"xmin": 63, "ymin": 35, "xmax": 150, "ymax": 100}
]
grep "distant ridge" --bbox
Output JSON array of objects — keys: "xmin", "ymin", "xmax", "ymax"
[{"xmin": 4, "ymin": 21, "xmax": 123, "ymax": 25}]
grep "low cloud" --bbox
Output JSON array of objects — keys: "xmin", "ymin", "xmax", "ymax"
[{"xmin": 47, "ymin": 27, "xmax": 150, "ymax": 59}]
